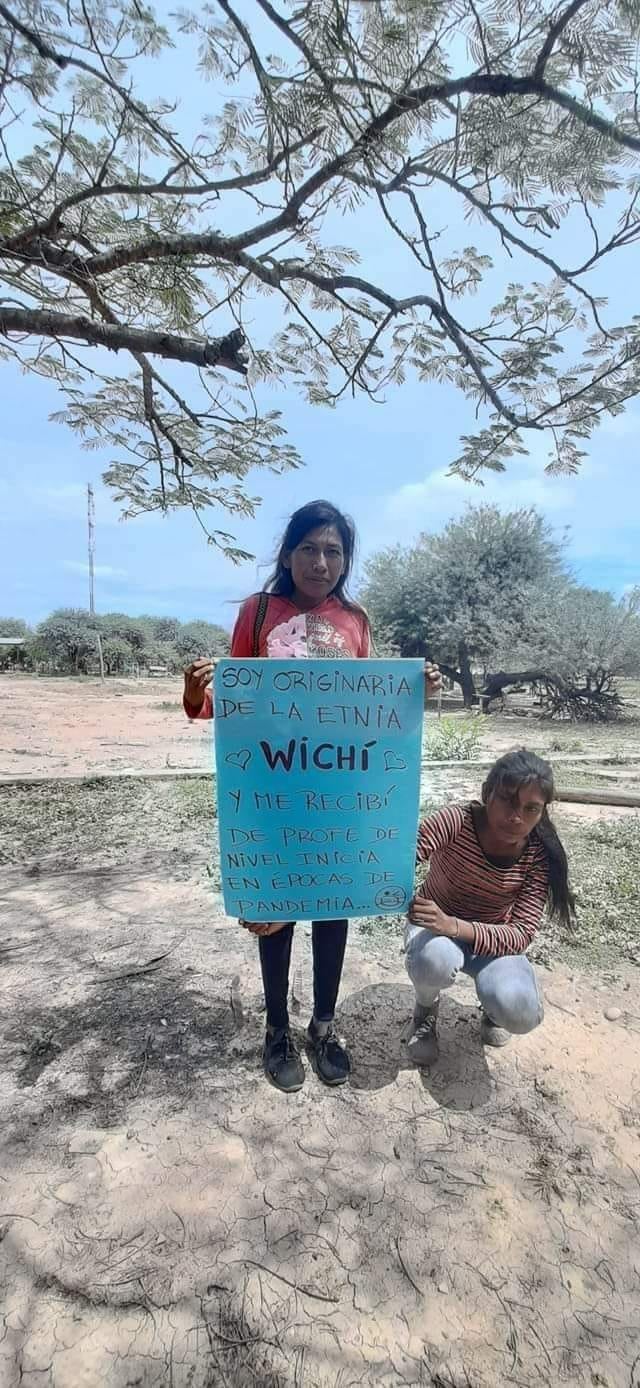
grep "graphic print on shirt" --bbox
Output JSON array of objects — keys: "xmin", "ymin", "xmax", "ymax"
[{"xmin": 266, "ymin": 612, "xmax": 352, "ymax": 660}]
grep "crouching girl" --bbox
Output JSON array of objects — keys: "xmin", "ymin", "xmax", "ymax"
[{"xmin": 405, "ymin": 750, "xmax": 574, "ymax": 1065}]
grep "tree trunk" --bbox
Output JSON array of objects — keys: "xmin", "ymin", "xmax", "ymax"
[
  {"xmin": 482, "ymin": 668, "xmax": 551, "ymax": 707},
  {"xmin": 458, "ymin": 643, "xmax": 476, "ymax": 707},
  {"xmin": 481, "ymin": 668, "xmax": 622, "ymax": 721},
  {"xmin": 438, "ymin": 662, "xmax": 459, "ymax": 691}
]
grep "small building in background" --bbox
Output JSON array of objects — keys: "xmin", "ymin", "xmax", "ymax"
[{"xmin": 0, "ymin": 636, "xmax": 26, "ymax": 670}]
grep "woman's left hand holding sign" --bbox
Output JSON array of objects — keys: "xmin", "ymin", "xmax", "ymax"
[{"xmin": 424, "ymin": 661, "xmax": 442, "ymax": 696}]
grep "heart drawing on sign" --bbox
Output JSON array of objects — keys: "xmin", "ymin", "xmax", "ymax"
[
  {"xmin": 383, "ymin": 751, "xmax": 407, "ymax": 772},
  {"xmin": 225, "ymin": 749, "xmax": 252, "ymax": 772}
]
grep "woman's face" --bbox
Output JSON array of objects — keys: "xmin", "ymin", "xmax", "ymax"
[
  {"xmin": 284, "ymin": 524, "xmax": 346, "ymax": 604},
  {"xmin": 485, "ymin": 780, "xmax": 547, "ymax": 845}
]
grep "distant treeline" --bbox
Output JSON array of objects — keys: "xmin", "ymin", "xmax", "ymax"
[{"xmin": 0, "ymin": 610, "xmax": 230, "ymax": 675}]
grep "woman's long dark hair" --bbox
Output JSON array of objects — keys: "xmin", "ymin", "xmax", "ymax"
[
  {"xmin": 481, "ymin": 749, "xmax": 575, "ymax": 928},
  {"xmin": 264, "ymin": 500, "xmax": 367, "ymax": 619}
]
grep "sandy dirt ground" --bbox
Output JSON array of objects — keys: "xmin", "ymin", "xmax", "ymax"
[
  {"xmin": 2, "ymin": 673, "xmax": 640, "ymax": 782},
  {"xmin": 1, "ymin": 860, "xmax": 639, "ymax": 1388},
  {"xmin": 0, "ymin": 675, "xmax": 210, "ymax": 778},
  {"xmin": 1, "ymin": 675, "xmax": 639, "ymax": 1386}
]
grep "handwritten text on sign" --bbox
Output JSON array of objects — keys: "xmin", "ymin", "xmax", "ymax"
[{"xmin": 214, "ymin": 659, "xmax": 424, "ymax": 922}]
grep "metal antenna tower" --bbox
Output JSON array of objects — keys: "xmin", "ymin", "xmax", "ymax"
[{"xmin": 87, "ymin": 484, "xmax": 95, "ymax": 615}]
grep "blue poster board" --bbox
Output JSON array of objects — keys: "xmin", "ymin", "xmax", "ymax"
[{"xmin": 214, "ymin": 658, "xmax": 424, "ymax": 922}]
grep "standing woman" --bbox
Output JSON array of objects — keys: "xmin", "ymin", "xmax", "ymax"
[
  {"xmin": 405, "ymin": 750, "xmax": 574, "ymax": 1064},
  {"xmin": 184, "ymin": 499, "xmax": 441, "ymax": 1093}
]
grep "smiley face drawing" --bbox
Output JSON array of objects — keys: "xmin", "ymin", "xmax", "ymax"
[{"xmin": 375, "ymin": 885, "xmax": 407, "ymax": 911}]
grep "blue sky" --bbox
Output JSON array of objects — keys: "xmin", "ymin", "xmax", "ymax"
[
  {"xmin": 2, "ymin": 365, "xmax": 636, "ymax": 630},
  {"xmin": 1, "ymin": 4, "xmax": 638, "ymax": 631}
]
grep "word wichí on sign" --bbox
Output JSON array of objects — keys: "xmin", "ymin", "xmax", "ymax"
[{"xmin": 214, "ymin": 659, "xmax": 424, "ymax": 922}]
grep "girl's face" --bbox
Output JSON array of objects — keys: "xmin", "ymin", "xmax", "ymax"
[
  {"xmin": 284, "ymin": 524, "xmax": 346, "ymax": 605},
  {"xmin": 485, "ymin": 780, "xmax": 547, "ymax": 846}
]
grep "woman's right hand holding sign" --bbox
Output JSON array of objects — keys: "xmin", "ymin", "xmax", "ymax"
[{"xmin": 183, "ymin": 658, "xmax": 215, "ymax": 711}]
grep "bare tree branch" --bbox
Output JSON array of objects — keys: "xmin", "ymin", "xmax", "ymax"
[
  {"xmin": 534, "ymin": 0, "xmax": 593, "ymax": 79},
  {"xmin": 254, "ymin": 0, "xmax": 357, "ymax": 136},
  {"xmin": 215, "ymin": 0, "xmax": 280, "ymax": 160},
  {"xmin": 381, "ymin": 164, "xmax": 611, "ymax": 333},
  {"xmin": 28, "ymin": 65, "xmax": 637, "ymax": 276},
  {"xmin": 0, "ymin": 305, "xmax": 248, "ymax": 372},
  {"xmin": 2, "ymin": 128, "xmax": 323, "ymax": 255}
]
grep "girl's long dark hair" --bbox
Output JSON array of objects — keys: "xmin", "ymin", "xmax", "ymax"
[
  {"xmin": 265, "ymin": 500, "xmax": 367, "ymax": 620},
  {"xmin": 482, "ymin": 749, "xmax": 575, "ymax": 928}
]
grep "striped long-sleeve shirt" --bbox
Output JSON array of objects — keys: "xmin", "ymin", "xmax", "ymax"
[{"xmin": 415, "ymin": 804, "xmax": 549, "ymax": 957}]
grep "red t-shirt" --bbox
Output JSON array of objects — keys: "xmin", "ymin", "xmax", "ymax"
[{"xmin": 184, "ymin": 593, "xmax": 371, "ymax": 719}]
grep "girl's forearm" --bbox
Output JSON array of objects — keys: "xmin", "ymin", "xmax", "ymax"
[{"xmin": 452, "ymin": 916, "xmax": 475, "ymax": 945}]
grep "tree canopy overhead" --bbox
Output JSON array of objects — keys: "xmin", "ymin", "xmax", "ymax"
[{"xmin": 2, "ymin": 0, "xmax": 640, "ymax": 548}]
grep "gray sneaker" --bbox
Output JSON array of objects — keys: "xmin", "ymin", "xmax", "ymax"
[
  {"xmin": 480, "ymin": 1011, "xmax": 511, "ymax": 1047},
  {"xmin": 407, "ymin": 1000, "xmax": 439, "ymax": 1066}
]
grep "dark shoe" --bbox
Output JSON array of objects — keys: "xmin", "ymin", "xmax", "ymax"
[
  {"xmin": 307, "ymin": 1018, "xmax": 350, "ymax": 1086},
  {"xmin": 407, "ymin": 1000, "xmax": 439, "ymax": 1066},
  {"xmin": 480, "ymin": 1011, "xmax": 511, "ymax": 1048},
  {"xmin": 263, "ymin": 1026, "xmax": 305, "ymax": 1092}
]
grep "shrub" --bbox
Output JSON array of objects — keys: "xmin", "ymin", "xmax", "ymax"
[{"xmin": 424, "ymin": 716, "xmax": 483, "ymax": 762}]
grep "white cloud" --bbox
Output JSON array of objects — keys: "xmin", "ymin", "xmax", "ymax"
[
  {"xmin": 62, "ymin": 560, "xmax": 128, "ymax": 579},
  {"xmin": 22, "ymin": 481, "xmax": 119, "ymax": 522},
  {"xmin": 365, "ymin": 455, "xmax": 574, "ymax": 555},
  {"xmin": 355, "ymin": 426, "xmax": 638, "ymax": 602}
]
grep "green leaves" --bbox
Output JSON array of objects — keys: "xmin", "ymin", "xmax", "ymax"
[
  {"xmin": 361, "ymin": 503, "xmax": 571, "ymax": 700},
  {"xmin": 31, "ymin": 608, "xmax": 230, "ymax": 675},
  {"xmin": 2, "ymin": 0, "xmax": 640, "ymax": 540}
]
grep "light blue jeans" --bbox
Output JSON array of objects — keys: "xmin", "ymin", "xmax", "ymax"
[{"xmin": 404, "ymin": 923, "xmax": 543, "ymax": 1034}]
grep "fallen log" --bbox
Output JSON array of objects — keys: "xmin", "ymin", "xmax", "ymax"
[{"xmin": 556, "ymin": 787, "xmax": 640, "ymax": 808}]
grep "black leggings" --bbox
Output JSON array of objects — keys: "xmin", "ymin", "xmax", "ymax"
[{"xmin": 258, "ymin": 920, "xmax": 348, "ymax": 1031}]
